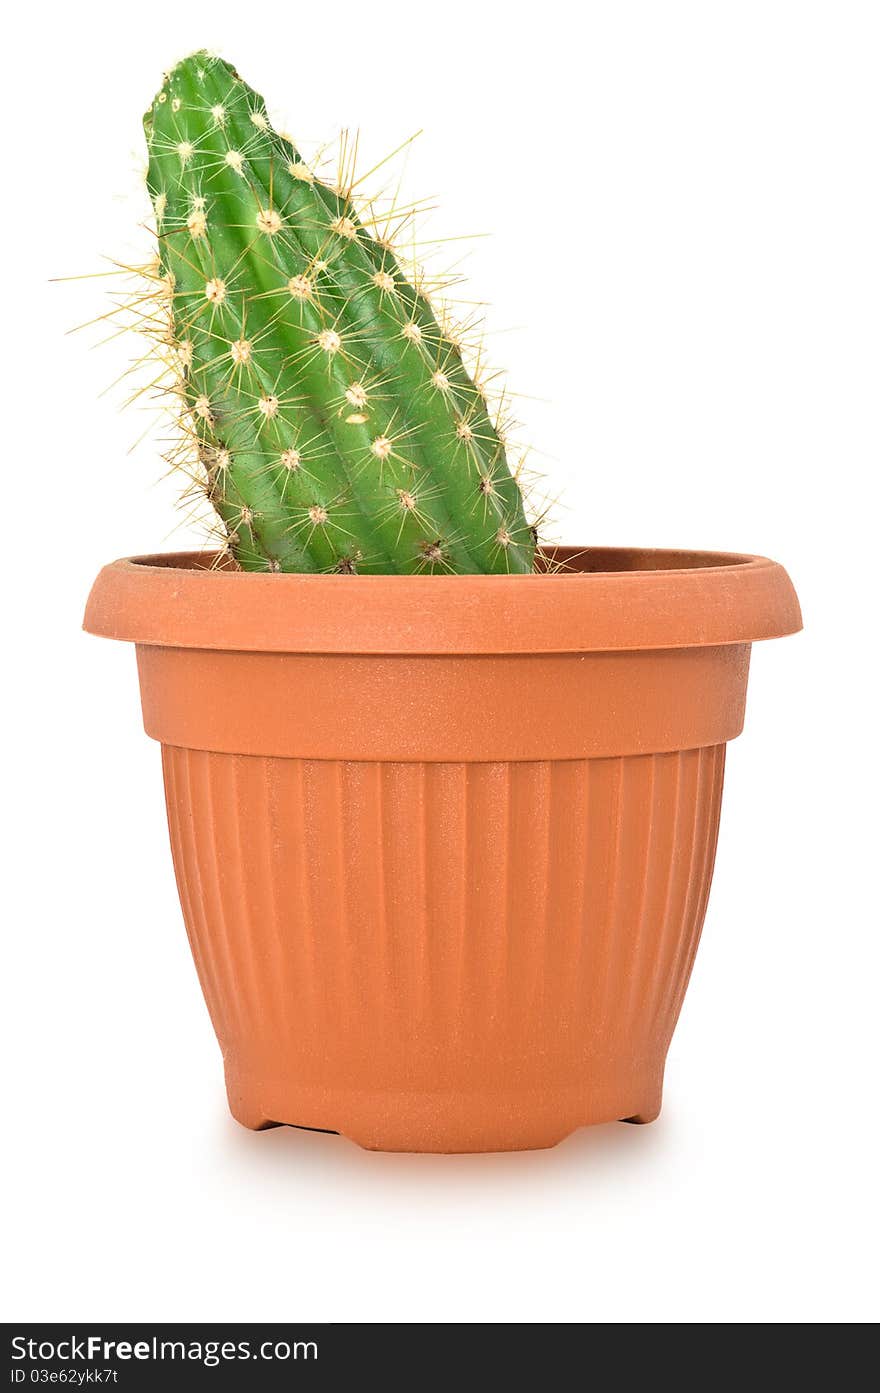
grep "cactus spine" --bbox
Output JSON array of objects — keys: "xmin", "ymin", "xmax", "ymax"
[{"xmin": 144, "ymin": 52, "xmax": 535, "ymax": 574}]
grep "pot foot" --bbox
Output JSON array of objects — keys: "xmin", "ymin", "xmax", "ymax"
[
  {"xmin": 342, "ymin": 1126, "xmax": 572, "ymax": 1154},
  {"xmin": 233, "ymin": 1113, "xmax": 282, "ymax": 1131},
  {"xmin": 225, "ymin": 1084, "xmax": 282, "ymax": 1132},
  {"xmin": 620, "ymin": 1098, "xmax": 662, "ymax": 1125}
]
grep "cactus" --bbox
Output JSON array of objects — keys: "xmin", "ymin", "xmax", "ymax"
[{"xmin": 144, "ymin": 51, "xmax": 535, "ymax": 574}]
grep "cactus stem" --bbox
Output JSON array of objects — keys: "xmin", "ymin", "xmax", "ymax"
[{"xmin": 112, "ymin": 50, "xmax": 539, "ymax": 573}]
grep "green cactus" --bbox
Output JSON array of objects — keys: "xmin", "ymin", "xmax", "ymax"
[{"xmin": 144, "ymin": 51, "xmax": 536, "ymax": 574}]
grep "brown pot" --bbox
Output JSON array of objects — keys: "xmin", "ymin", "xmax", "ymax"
[{"xmin": 84, "ymin": 546, "xmax": 800, "ymax": 1153}]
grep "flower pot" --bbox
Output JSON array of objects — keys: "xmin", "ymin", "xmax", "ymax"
[{"xmin": 84, "ymin": 546, "xmax": 800, "ymax": 1152}]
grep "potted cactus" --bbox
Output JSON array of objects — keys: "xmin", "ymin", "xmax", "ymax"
[{"xmin": 84, "ymin": 51, "xmax": 801, "ymax": 1152}]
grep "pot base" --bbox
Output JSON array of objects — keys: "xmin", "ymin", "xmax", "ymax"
[{"xmin": 225, "ymin": 1068, "xmax": 664, "ymax": 1153}]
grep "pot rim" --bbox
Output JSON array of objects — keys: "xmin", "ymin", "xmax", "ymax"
[{"xmin": 83, "ymin": 545, "xmax": 802, "ymax": 655}]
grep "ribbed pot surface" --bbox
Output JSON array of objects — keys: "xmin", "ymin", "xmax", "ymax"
[{"xmin": 162, "ymin": 744, "xmax": 725, "ymax": 1151}]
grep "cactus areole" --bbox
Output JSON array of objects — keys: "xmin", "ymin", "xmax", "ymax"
[{"xmin": 145, "ymin": 52, "xmax": 535, "ymax": 575}]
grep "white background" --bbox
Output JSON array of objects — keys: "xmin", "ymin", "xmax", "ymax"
[{"xmin": 3, "ymin": 0, "xmax": 877, "ymax": 1323}]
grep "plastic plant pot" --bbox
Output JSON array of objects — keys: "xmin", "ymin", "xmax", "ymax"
[{"xmin": 84, "ymin": 545, "xmax": 801, "ymax": 1152}]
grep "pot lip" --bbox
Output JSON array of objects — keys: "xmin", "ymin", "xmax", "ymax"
[{"xmin": 83, "ymin": 545, "xmax": 802, "ymax": 655}]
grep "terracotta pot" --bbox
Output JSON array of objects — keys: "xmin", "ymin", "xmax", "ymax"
[{"xmin": 84, "ymin": 546, "xmax": 800, "ymax": 1152}]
